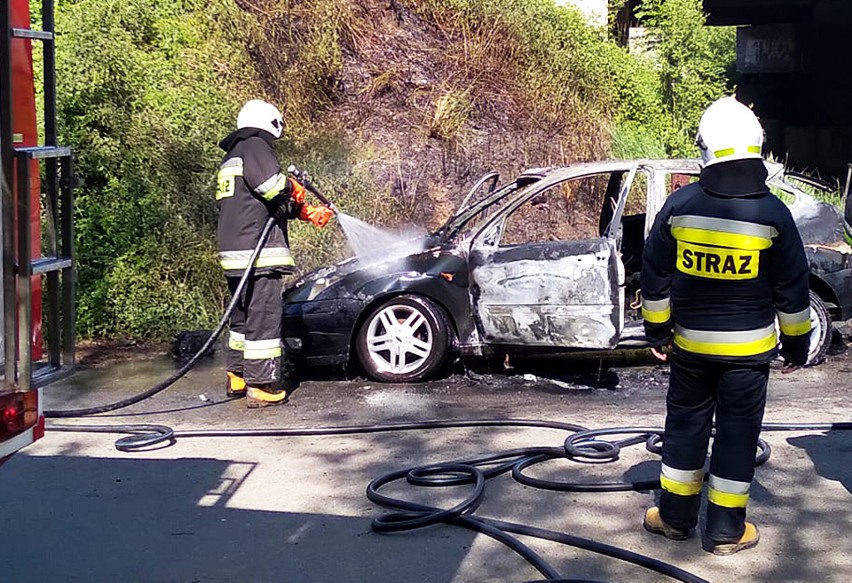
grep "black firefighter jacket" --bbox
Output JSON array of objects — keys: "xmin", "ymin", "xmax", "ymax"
[
  {"xmin": 640, "ymin": 159, "xmax": 812, "ymax": 365},
  {"xmin": 216, "ymin": 128, "xmax": 299, "ymax": 277}
]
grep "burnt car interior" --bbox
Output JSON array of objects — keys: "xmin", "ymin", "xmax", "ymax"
[
  {"xmin": 435, "ymin": 169, "xmax": 550, "ymax": 246},
  {"xmin": 598, "ymin": 171, "xmax": 645, "ymax": 272}
]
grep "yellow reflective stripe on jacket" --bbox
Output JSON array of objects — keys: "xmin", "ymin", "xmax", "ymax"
[
  {"xmin": 660, "ymin": 463, "xmax": 703, "ymax": 496},
  {"xmin": 670, "ymin": 215, "xmax": 776, "ymax": 251},
  {"xmin": 216, "ymin": 158, "xmax": 244, "ymax": 200},
  {"xmin": 673, "ymin": 324, "xmax": 777, "ymax": 357},
  {"xmin": 708, "ymin": 474, "xmax": 750, "ymax": 508},
  {"xmin": 228, "ymin": 331, "xmax": 245, "ymax": 351},
  {"xmin": 255, "ymin": 172, "xmax": 289, "ymax": 201},
  {"xmin": 218, "ymin": 248, "xmax": 295, "ymax": 271},
  {"xmin": 672, "ymin": 227, "xmax": 773, "ymax": 251},
  {"xmin": 243, "ymin": 338, "xmax": 282, "ymax": 360},
  {"xmin": 220, "ymin": 255, "xmax": 296, "ymax": 271},
  {"xmin": 670, "ymin": 215, "xmax": 778, "ymax": 239},
  {"xmin": 777, "ymin": 307, "xmax": 812, "ymax": 337},
  {"xmin": 642, "ymin": 297, "xmax": 671, "ymax": 324}
]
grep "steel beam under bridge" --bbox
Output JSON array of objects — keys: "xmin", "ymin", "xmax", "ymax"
[{"xmin": 703, "ymin": 0, "xmax": 815, "ymax": 26}]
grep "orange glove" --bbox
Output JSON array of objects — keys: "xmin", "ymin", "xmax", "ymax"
[
  {"xmin": 288, "ymin": 177, "xmax": 306, "ymax": 205},
  {"xmin": 299, "ymin": 204, "xmax": 334, "ymax": 228}
]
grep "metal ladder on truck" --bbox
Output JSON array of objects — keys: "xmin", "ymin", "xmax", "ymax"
[{"xmin": 0, "ymin": 0, "xmax": 75, "ymax": 392}]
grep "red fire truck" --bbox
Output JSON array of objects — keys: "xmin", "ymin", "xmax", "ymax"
[{"xmin": 0, "ymin": 0, "xmax": 74, "ymax": 465}]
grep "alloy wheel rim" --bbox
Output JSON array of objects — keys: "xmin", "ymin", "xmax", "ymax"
[
  {"xmin": 366, "ymin": 305, "xmax": 434, "ymax": 374},
  {"xmin": 808, "ymin": 305, "xmax": 823, "ymax": 361}
]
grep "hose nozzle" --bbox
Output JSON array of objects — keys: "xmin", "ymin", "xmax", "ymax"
[{"xmin": 287, "ymin": 164, "xmax": 338, "ymax": 213}]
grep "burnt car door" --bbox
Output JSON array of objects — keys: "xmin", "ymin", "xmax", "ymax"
[{"xmin": 467, "ymin": 165, "xmax": 637, "ymax": 349}]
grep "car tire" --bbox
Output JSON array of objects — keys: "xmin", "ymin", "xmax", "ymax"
[
  {"xmin": 805, "ymin": 291, "xmax": 831, "ymax": 366},
  {"xmin": 355, "ymin": 295, "xmax": 452, "ymax": 382}
]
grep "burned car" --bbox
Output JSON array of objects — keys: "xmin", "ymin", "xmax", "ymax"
[{"xmin": 282, "ymin": 160, "xmax": 852, "ymax": 382}]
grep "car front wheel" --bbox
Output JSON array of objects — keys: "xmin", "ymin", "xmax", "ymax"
[
  {"xmin": 805, "ymin": 291, "xmax": 831, "ymax": 366},
  {"xmin": 355, "ymin": 295, "xmax": 451, "ymax": 382}
]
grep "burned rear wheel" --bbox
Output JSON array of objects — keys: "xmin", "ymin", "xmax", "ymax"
[{"xmin": 356, "ymin": 295, "xmax": 451, "ymax": 382}]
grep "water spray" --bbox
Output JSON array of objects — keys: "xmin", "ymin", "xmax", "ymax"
[{"xmin": 287, "ymin": 165, "xmax": 426, "ymax": 263}]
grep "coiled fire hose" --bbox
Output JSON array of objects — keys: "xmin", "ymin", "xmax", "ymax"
[{"xmin": 47, "ymin": 414, "xmax": 852, "ymax": 583}]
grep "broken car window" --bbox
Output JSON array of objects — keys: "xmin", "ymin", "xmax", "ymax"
[{"xmin": 500, "ymin": 173, "xmax": 618, "ymax": 245}]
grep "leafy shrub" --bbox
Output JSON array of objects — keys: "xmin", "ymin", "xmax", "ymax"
[
  {"xmin": 56, "ymin": 0, "xmax": 256, "ymax": 337},
  {"xmin": 54, "ymin": 0, "xmax": 734, "ymax": 339},
  {"xmin": 634, "ymin": 0, "xmax": 736, "ymax": 156}
]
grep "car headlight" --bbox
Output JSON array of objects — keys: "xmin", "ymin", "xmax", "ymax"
[{"xmin": 307, "ymin": 274, "xmax": 342, "ymax": 301}]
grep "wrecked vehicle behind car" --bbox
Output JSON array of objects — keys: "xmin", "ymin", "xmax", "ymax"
[{"xmin": 282, "ymin": 160, "xmax": 852, "ymax": 382}]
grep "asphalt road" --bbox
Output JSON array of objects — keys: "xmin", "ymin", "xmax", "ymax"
[{"xmin": 1, "ymin": 349, "xmax": 850, "ymax": 583}]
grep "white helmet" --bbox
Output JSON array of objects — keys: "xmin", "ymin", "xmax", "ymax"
[
  {"xmin": 696, "ymin": 96, "xmax": 764, "ymax": 167},
  {"xmin": 237, "ymin": 99, "xmax": 284, "ymax": 139}
]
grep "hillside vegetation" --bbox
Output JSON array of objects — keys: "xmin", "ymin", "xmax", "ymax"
[{"xmin": 52, "ymin": 0, "xmax": 734, "ymax": 339}]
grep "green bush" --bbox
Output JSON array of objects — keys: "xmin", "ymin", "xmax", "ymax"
[
  {"xmin": 610, "ymin": 122, "xmax": 668, "ymax": 160},
  {"xmin": 53, "ymin": 0, "xmax": 735, "ymax": 340},
  {"xmin": 56, "ymin": 0, "xmax": 256, "ymax": 337},
  {"xmin": 634, "ymin": 0, "xmax": 736, "ymax": 156}
]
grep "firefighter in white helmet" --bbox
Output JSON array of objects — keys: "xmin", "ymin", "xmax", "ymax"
[
  {"xmin": 216, "ymin": 99, "xmax": 333, "ymax": 408},
  {"xmin": 640, "ymin": 96, "xmax": 811, "ymax": 554}
]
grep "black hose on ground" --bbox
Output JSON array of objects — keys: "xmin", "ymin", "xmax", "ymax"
[
  {"xmin": 43, "ymin": 217, "xmax": 277, "ymax": 418},
  {"xmin": 46, "ymin": 417, "xmax": 852, "ymax": 583}
]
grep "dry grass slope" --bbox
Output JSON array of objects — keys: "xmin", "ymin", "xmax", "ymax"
[{"xmin": 240, "ymin": 0, "xmax": 613, "ymax": 233}]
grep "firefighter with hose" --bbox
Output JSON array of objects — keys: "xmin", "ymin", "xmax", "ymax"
[
  {"xmin": 640, "ymin": 96, "xmax": 812, "ymax": 554},
  {"xmin": 216, "ymin": 99, "xmax": 334, "ymax": 408}
]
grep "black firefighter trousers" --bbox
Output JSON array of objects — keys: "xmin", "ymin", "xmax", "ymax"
[
  {"xmin": 659, "ymin": 352, "xmax": 769, "ymax": 543},
  {"xmin": 225, "ymin": 274, "xmax": 283, "ymax": 386}
]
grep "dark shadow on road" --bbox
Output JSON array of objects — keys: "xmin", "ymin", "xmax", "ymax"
[
  {"xmin": 0, "ymin": 454, "xmax": 474, "ymax": 583},
  {"xmin": 787, "ymin": 430, "xmax": 852, "ymax": 495}
]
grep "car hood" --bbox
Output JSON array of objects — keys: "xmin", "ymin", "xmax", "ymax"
[
  {"xmin": 286, "ymin": 236, "xmax": 460, "ymax": 302},
  {"xmin": 766, "ymin": 166, "xmax": 850, "ymax": 250}
]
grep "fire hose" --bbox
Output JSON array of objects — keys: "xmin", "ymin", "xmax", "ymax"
[{"xmin": 47, "ymin": 415, "xmax": 852, "ymax": 583}]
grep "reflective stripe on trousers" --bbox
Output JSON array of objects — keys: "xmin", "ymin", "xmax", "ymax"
[
  {"xmin": 660, "ymin": 463, "xmax": 704, "ymax": 497},
  {"xmin": 243, "ymin": 338, "xmax": 282, "ymax": 360},
  {"xmin": 229, "ymin": 331, "xmax": 245, "ymax": 351},
  {"xmin": 225, "ymin": 274, "xmax": 284, "ymax": 385},
  {"xmin": 707, "ymin": 474, "xmax": 750, "ymax": 508}
]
